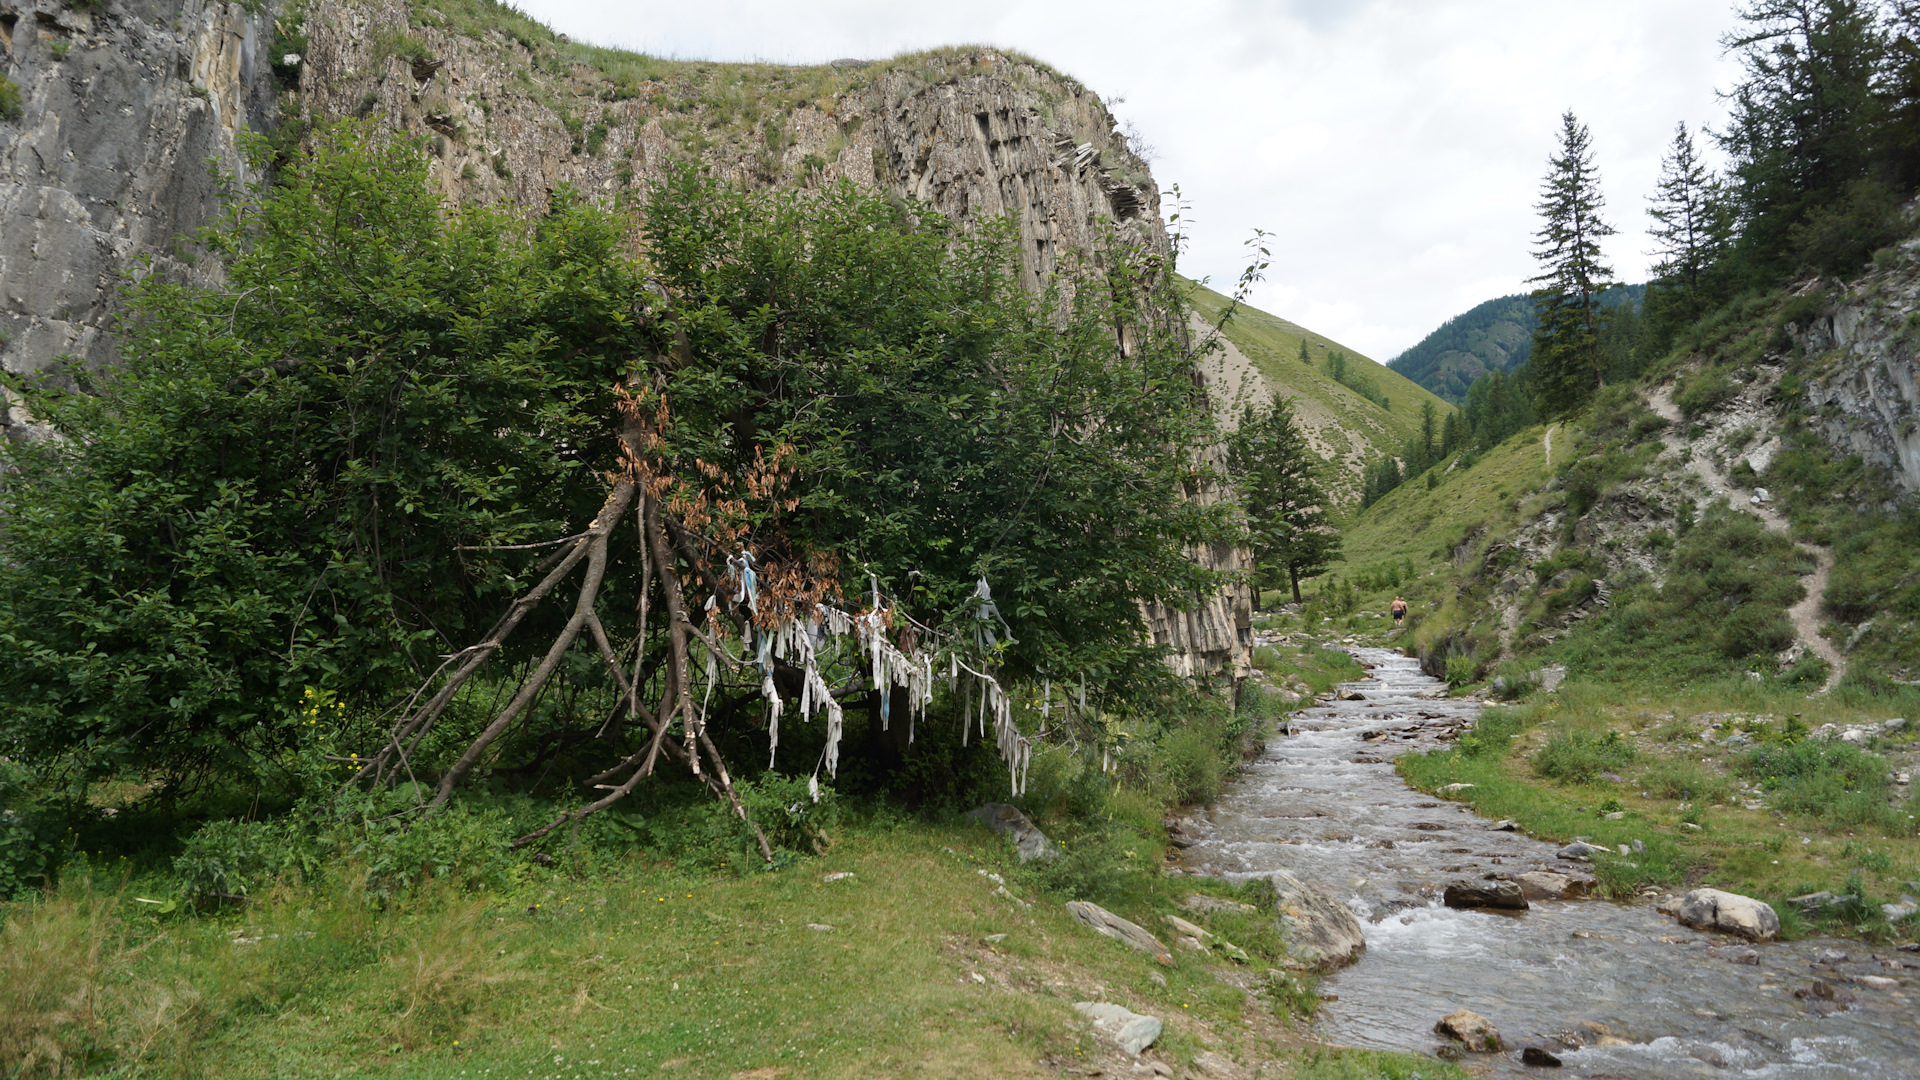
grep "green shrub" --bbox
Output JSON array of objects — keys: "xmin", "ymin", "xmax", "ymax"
[
  {"xmin": 0, "ymin": 762, "xmax": 66, "ymax": 899},
  {"xmin": 735, "ymin": 773, "xmax": 837, "ymax": 858},
  {"xmin": 174, "ymin": 790, "xmax": 526, "ymax": 905},
  {"xmin": 1444, "ymin": 653, "xmax": 1477, "ymax": 690},
  {"xmin": 1157, "ymin": 723, "xmax": 1225, "ymax": 805},
  {"xmin": 1016, "ymin": 824, "xmax": 1147, "ymax": 909},
  {"xmin": 1739, "ymin": 739, "xmax": 1903, "ymax": 831},
  {"xmin": 1719, "ymin": 601, "xmax": 1794, "ymax": 659},
  {"xmin": 1639, "ymin": 758, "xmax": 1734, "ymax": 804},
  {"xmin": 1531, "ymin": 728, "xmax": 1636, "ymax": 783},
  {"xmin": 1458, "ymin": 704, "xmax": 1534, "ymax": 756},
  {"xmin": 1676, "ymin": 367, "xmax": 1737, "ymax": 417},
  {"xmin": 0, "ymin": 76, "xmax": 22, "ymax": 122}
]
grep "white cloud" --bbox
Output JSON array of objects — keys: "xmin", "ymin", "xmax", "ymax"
[{"xmin": 515, "ymin": 0, "xmax": 1743, "ymax": 360}]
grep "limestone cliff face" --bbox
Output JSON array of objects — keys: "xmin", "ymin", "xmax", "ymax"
[
  {"xmin": 0, "ymin": 0, "xmax": 1252, "ymax": 677},
  {"xmin": 1796, "ymin": 256, "xmax": 1920, "ymax": 500},
  {"xmin": 0, "ymin": 0, "xmax": 280, "ymax": 417}
]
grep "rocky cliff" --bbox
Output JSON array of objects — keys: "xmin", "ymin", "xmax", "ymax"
[
  {"xmin": 1796, "ymin": 253, "xmax": 1920, "ymax": 500},
  {"xmin": 0, "ymin": 0, "xmax": 280, "ymax": 422},
  {"xmin": 0, "ymin": 0, "xmax": 1252, "ymax": 677}
]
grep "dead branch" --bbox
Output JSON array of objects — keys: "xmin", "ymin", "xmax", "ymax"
[{"xmin": 430, "ymin": 478, "xmax": 636, "ymax": 808}]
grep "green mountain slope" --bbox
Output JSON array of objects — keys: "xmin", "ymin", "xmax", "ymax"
[
  {"xmin": 1183, "ymin": 280, "xmax": 1454, "ymax": 504},
  {"xmin": 1390, "ymin": 285, "xmax": 1649, "ymax": 403},
  {"xmin": 1388, "ymin": 293, "xmax": 1536, "ymax": 403}
]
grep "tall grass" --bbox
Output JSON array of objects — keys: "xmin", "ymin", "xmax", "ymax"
[{"xmin": 1531, "ymin": 728, "xmax": 1636, "ymax": 782}]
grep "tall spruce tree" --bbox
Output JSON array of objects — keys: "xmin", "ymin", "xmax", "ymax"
[
  {"xmin": 1229, "ymin": 394, "xmax": 1341, "ymax": 604},
  {"xmin": 1646, "ymin": 122, "xmax": 1731, "ymax": 338},
  {"xmin": 1718, "ymin": 0, "xmax": 1887, "ymax": 277},
  {"xmin": 1529, "ymin": 111, "xmax": 1616, "ymax": 418}
]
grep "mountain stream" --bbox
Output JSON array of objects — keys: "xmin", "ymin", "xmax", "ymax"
[{"xmin": 1175, "ymin": 648, "xmax": 1918, "ymax": 1078}]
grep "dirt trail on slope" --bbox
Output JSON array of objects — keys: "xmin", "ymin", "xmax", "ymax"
[{"xmin": 1648, "ymin": 385, "xmax": 1846, "ymax": 692}]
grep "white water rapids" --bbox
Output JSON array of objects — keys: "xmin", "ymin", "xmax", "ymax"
[{"xmin": 1176, "ymin": 647, "xmax": 1919, "ymax": 1078}]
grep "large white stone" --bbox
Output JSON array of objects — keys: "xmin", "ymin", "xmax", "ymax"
[
  {"xmin": 1073, "ymin": 1001, "xmax": 1162, "ymax": 1055},
  {"xmin": 1676, "ymin": 888, "xmax": 1781, "ymax": 941}
]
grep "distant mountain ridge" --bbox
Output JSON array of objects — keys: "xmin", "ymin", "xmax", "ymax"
[{"xmin": 1391, "ymin": 286, "xmax": 1646, "ymax": 403}]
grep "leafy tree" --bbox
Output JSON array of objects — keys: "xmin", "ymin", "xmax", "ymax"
[
  {"xmin": 0, "ymin": 124, "xmax": 641, "ymax": 783},
  {"xmin": 1528, "ymin": 111, "xmax": 1616, "ymax": 418},
  {"xmin": 1227, "ymin": 394, "xmax": 1340, "ymax": 604},
  {"xmin": 0, "ymin": 122, "xmax": 1237, "ymax": 809}
]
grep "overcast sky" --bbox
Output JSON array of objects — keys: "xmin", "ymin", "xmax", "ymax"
[{"xmin": 516, "ymin": 0, "xmax": 1745, "ymax": 361}]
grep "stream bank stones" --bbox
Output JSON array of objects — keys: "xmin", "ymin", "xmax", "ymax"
[
  {"xmin": 1444, "ymin": 879, "xmax": 1529, "ymax": 910},
  {"xmin": 1674, "ymin": 888, "xmax": 1781, "ymax": 941},
  {"xmin": 1269, "ymin": 870, "xmax": 1367, "ymax": 969},
  {"xmin": 1434, "ymin": 1008, "xmax": 1502, "ymax": 1051}
]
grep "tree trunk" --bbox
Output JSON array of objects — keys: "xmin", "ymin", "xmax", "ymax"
[{"xmin": 1289, "ymin": 563, "xmax": 1303, "ymax": 604}]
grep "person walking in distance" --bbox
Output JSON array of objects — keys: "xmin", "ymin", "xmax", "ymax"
[{"xmin": 1390, "ymin": 596, "xmax": 1408, "ymax": 627}]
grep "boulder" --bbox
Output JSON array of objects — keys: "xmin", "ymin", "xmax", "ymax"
[
  {"xmin": 1676, "ymin": 888, "xmax": 1780, "ymax": 942},
  {"xmin": 1268, "ymin": 870, "xmax": 1367, "ymax": 970},
  {"xmin": 1434, "ymin": 1008, "xmax": 1502, "ymax": 1052},
  {"xmin": 1338, "ymin": 687, "xmax": 1368, "ymax": 701},
  {"xmin": 1515, "ymin": 871, "xmax": 1594, "ymax": 901},
  {"xmin": 1166, "ymin": 914, "xmax": 1211, "ymax": 940},
  {"xmin": 1066, "ymin": 901, "xmax": 1173, "ymax": 965},
  {"xmin": 1557, "ymin": 841, "xmax": 1609, "ymax": 860},
  {"xmin": 1521, "ymin": 1045, "xmax": 1563, "ymax": 1067},
  {"xmin": 1072, "ymin": 1001, "xmax": 1162, "ymax": 1055},
  {"xmin": 1444, "ymin": 880, "xmax": 1529, "ymax": 910},
  {"xmin": 1882, "ymin": 895, "xmax": 1918, "ymax": 921},
  {"xmin": 967, "ymin": 803, "xmax": 1058, "ymax": 862},
  {"xmin": 1794, "ymin": 979, "xmax": 1855, "ymax": 1004}
]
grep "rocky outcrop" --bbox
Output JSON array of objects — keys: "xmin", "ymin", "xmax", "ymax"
[
  {"xmin": 1798, "ymin": 256, "xmax": 1920, "ymax": 498},
  {"xmin": 0, "ymin": 0, "xmax": 1253, "ymax": 679},
  {"xmin": 0, "ymin": 0, "xmax": 281, "ymax": 415}
]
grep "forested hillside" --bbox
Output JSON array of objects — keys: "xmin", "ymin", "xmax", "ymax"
[
  {"xmin": 1390, "ymin": 285, "xmax": 1646, "ymax": 402},
  {"xmin": 1387, "ymin": 294, "xmax": 1535, "ymax": 402}
]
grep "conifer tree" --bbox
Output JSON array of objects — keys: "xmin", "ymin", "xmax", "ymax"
[
  {"xmin": 1719, "ymin": 0, "xmax": 1887, "ymax": 276},
  {"xmin": 1228, "ymin": 394, "xmax": 1341, "ymax": 604},
  {"xmin": 1528, "ymin": 111, "xmax": 1616, "ymax": 418},
  {"xmin": 1298, "ymin": 337, "xmax": 1311, "ymax": 364},
  {"xmin": 1646, "ymin": 122, "xmax": 1731, "ymax": 336}
]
